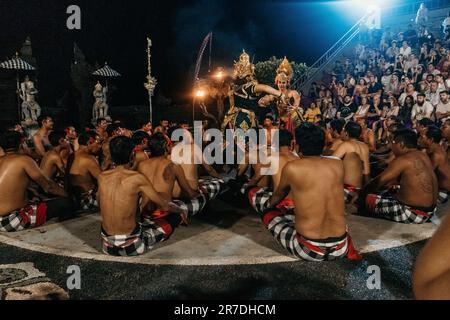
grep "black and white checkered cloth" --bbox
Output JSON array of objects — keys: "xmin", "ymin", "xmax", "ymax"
[
  {"xmin": 365, "ymin": 193, "xmax": 435, "ymax": 224},
  {"xmin": 92, "ymin": 64, "xmax": 121, "ymax": 77},
  {"xmin": 262, "ymin": 209, "xmax": 350, "ymax": 261},
  {"xmin": 174, "ymin": 178, "xmax": 223, "ymax": 219},
  {"xmin": 75, "ymin": 189, "xmax": 98, "ymax": 211},
  {"xmin": 438, "ymin": 189, "xmax": 450, "ymax": 205},
  {"xmin": 0, "ymin": 203, "xmax": 47, "ymax": 232},
  {"xmin": 0, "ymin": 57, "xmax": 35, "ymax": 70},
  {"xmin": 101, "ymin": 217, "xmax": 176, "ymax": 256},
  {"xmin": 244, "ymin": 186, "xmax": 272, "ymax": 214}
]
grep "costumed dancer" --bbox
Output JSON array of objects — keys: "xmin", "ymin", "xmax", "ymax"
[
  {"xmin": 259, "ymin": 57, "xmax": 303, "ymax": 137},
  {"xmin": 222, "ymin": 50, "xmax": 287, "ymax": 132}
]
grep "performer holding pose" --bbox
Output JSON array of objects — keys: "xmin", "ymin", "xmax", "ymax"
[
  {"xmin": 222, "ymin": 50, "xmax": 287, "ymax": 132},
  {"xmin": 259, "ymin": 57, "xmax": 303, "ymax": 136}
]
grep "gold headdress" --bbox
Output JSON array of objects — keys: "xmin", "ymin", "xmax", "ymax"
[
  {"xmin": 275, "ymin": 57, "xmax": 294, "ymax": 84},
  {"xmin": 94, "ymin": 81, "xmax": 103, "ymax": 91},
  {"xmin": 233, "ymin": 50, "xmax": 255, "ymax": 80}
]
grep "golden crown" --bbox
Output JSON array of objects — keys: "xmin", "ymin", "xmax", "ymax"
[
  {"xmin": 275, "ymin": 57, "xmax": 294, "ymax": 83},
  {"xmin": 233, "ymin": 50, "xmax": 255, "ymax": 79}
]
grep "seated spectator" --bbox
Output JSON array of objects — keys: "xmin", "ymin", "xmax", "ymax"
[
  {"xmin": 436, "ymin": 90, "xmax": 450, "ymax": 122},
  {"xmin": 412, "ymin": 93, "xmax": 434, "ymax": 123}
]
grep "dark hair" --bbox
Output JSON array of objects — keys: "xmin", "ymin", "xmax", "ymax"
[
  {"xmin": 389, "ymin": 122, "xmax": 405, "ymax": 133},
  {"xmin": 295, "ymin": 123, "xmax": 325, "ymax": 156},
  {"xmin": 278, "ymin": 129, "xmax": 293, "ymax": 147},
  {"xmin": 96, "ymin": 118, "xmax": 106, "ymax": 126},
  {"xmin": 37, "ymin": 115, "xmax": 50, "ymax": 127},
  {"xmin": 48, "ymin": 131, "xmax": 66, "ymax": 147},
  {"xmin": 109, "ymin": 136, "xmax": 135, "ymax": 165},
  {"xmin": 417, "ymin": 93, "xmax": 426, "ymax": 98},
  {"xmin": 344, "ymin": 121, "xmax": 362, "ymax": 139},
  {"xmin": 78, "ymin": 132, "xmax": 96, "ymax": 146},
  {"xmin": 149, "ymin": 132, "xmax": 168, "ymax": 157},
  {"xmin": 426, "ymin": 126, "xmax": 442, "ymax": 143},
  {"xmin": 394, "ymin": 129, "xmax": 418, "ymax": 148},
  {"xmin": 132, "ymin": 130, "xmax": 150, "ymax": 146},
  {"xmin": 2, "ymin": 131, "xmax": 23, "ymax": 151},
  {"xmin": 106, "ymin": 123, "xmax": 122, "ymax": 137},
  {"xmin": 330, "ymin": 119, "xmax": 345, "ymax": 134},
  {"xmin": 264, "ymin": 114, "xmax": 274, "ymax": 122},
  {"xmin": 418, "ymin": 118, "xmax": 434, "ymax": 128}
]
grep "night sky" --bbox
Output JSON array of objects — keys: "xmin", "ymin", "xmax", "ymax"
[{"xmin": 0, "ymin": 0, "xmax": 362, "ymax": 108}]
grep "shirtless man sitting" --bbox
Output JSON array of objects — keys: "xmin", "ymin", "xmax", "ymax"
[
  {"xmin": 323, "ymin": 119, "xmax": 345, "ymax": 155},
  {"xmin": 356, "ymin": 117, "xmax": 376, "ymax": 152},
  {"xmin": 138, "ymin": 133, "xmax": 222, "ymax": 222},
  {"xmin": 40, "ymin": 131, "xmax": 69, "ymax": 186},
  {"xmin": 131, "ymin": 130, "xmax": 151, "ymax": 170},
  {"xmin": 419, "ymin": 126, "xmax": 450, "ymax": 205},
  {"xmin": 244, "ymin": 130, "xmax": 299, "ymax": 212},
  {"xmin": 32, "ymin": 115, "xmax": 54, "ymax": 160},
  {"xmin": 168, "ymin": 126, "xmax": 221, "ymax": 199},
  {"xmin": 98, "ymin": 136, "xmax": 186, "ymax": 256},
  {"xmin": 358, "ymin": 129, "xmax": 438, "ymax": 224},
  {"xmin": 67, "ymin": 132, "xmax": 102, "ymax": 211},
  {"xmin": 332, "ymin": 121, "xmax": 370, "ymax": 204},
  {"xmin": 245, "ymin": 123, "xmax": 361, "ymax": 261},
  {"xmin": 0, "ymin": 131, "xmax": 74, "ymax": 232}
]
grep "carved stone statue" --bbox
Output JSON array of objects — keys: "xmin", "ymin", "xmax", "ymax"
[
  {"xmin": 19, "ymin": 75, "xmax": 41, "ymax": 122},
  {"xmin": 92, "ymin": 81, "xmax": 109, "ymax": 121}
]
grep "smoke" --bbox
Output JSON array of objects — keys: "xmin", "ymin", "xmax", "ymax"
[{"xmin": 171, "ymin": 0, "xmax": 265, "ymax": 80}]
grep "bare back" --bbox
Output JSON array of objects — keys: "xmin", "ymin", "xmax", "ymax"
[
  {"xmin": 429, "ymin": 145, "xmax": 450, "ymax": 191},
  {"xmin": 40, "ymin": 150, "xmax": 63, "ymax": 179},
  {"xmin": 138, "ymin": 157, "xmax": 176, "ymax": 206},
  {"xmin": 334, "ymin": 140, "xmax": 370, "ymax": 187},
  {"xmin": 394, "ymin": 151, "xmax": 438, "ymax": 207},
  {"xmin": 271, "ymin": 150, "xmax": 299, "ymax": 198},
  {"xmin": 98, "ymin": 168, "xmax": 146, "ymax": 235},
  {"xmin": 282, "ymin": 157, "xmax": 347, "ymax": 239},
  {"xmin": 170, "ymin": 143, "xmax": 200, "ymax": 198},
  {"xmin": 69, "ymin": 151, "xmax": 100, "ymax": 192}
]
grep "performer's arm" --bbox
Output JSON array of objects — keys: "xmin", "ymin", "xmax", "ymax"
[{"xmin": 254, "ymin": 84, "xmax": 282, "ymax": 97}]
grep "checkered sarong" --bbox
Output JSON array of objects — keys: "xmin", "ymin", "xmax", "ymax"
[
  {"xmin": 365, "ymin": 193, "xmax": 435, "ymax": 224},
  {"xmin": 438, "ymin": 189, "xmax": 450, "ymax": 205},
  {"xmin": 344, "ymin": 184, "xmax": 360, "ymax": 204},
  {"xmin": 75, "ymin": 189, "xmax": 98, "ymax": 211},
  {"xmin": 174, "ymin": 178, "xmax": 223, "ymax": 219},
  {"xmin": 0, "ymin": 203, "xmax": 47, "ymax": 232},
  {"xmin": 262, "ymin": 209, "xmax": 352, "ymax": 261},
  {"xmin": 101, "ymin": 217, "xmax": 177, "ymax": 256},
  {"xmin": 245, "ymin": 187, "xmax": 272, "ymax": 214}
]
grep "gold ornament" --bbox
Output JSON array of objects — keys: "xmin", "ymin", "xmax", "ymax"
[
  {"xmin": 233, "ymin": 50, "xmax": 255, "ymax": 80},
  {"xmin": 275, "ymin": 57, "xmax": 293, "ymax": 84}
]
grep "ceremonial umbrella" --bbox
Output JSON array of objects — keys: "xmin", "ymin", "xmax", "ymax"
[
  {"xmin": 0, "ymin": 53, "xmax": 36, "ymax": 120},
  {"xmin": 92, "ymin": 62, "xmax": 121, "ymax": 89}
]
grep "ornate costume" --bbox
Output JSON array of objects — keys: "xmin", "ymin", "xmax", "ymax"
[
  {"xmin": 274, "ymin": 58, "xmax": 303, "ymax": 134},
  {"xmin": 222, "ymin": 50, "xmax": 262, "ymax": 132}
]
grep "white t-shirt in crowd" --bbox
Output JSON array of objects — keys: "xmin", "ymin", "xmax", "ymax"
[
  {"xmin": 400, "ymin": 46, "xmax": 412, "ymax": 57},
  {"xmin": 436, "ymin": 100, "xmax": 450, "ymax": 119},
  {"xmin": 412, "ymin": 101, "xmax": 434, "ymax": 120}
]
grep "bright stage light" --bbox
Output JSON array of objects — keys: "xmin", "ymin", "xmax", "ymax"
[{"xmin": 195, "ymin": 89, "xmax": 205, "ymax": 98}]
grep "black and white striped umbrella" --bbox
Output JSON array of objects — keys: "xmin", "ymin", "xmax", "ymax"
[
  {"xmin": 92, "ymin": 62, "xmax": 121, "ymax": 77},
  {"xmin": 0, "ymin": 56, "xmax": 35, "ymax": 71}
]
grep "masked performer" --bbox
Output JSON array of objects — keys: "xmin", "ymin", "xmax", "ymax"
[{"xmin": 222, "ymin": 50, "xmax": 286, "ymax": 132}]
